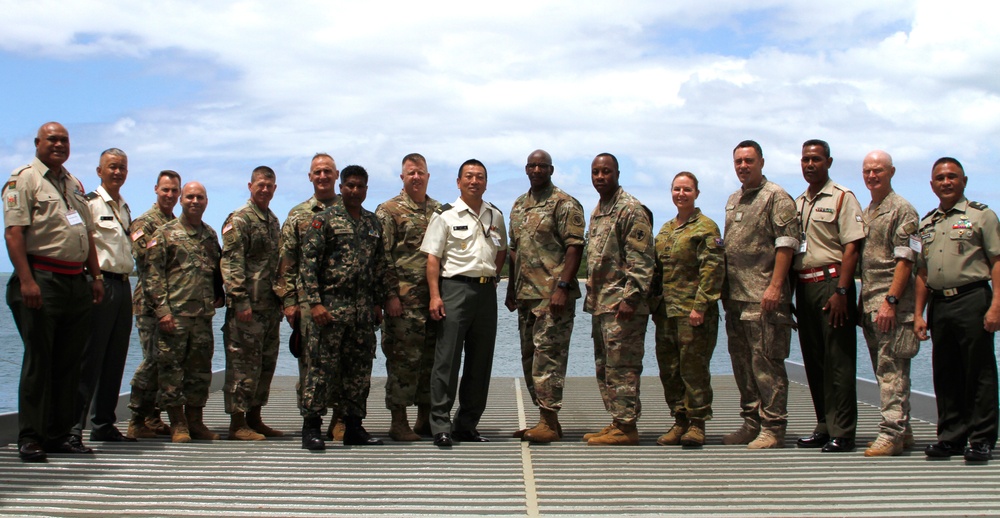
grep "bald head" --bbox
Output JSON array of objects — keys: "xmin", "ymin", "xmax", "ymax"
[
  {"xmin": 179, "ymin": 181, "xmax": 208, "ymax": 224},
  {"xmin": 34, "ymin": 122, "xmax": 70, "ymax": 169},
  {"xmin": 862, "ymin": 150, "xmax": 896, "ymax": 201},
  {"xmin": 525, "ymin": 149, "xmax": 554, "ymax": 191}
]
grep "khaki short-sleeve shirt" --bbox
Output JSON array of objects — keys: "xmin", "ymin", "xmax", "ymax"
[
  {"xmin": 794, "ymin": 179, "xmax": 865, "ymax": 271},
  {"xmin": 918, "ymin": 197, "xmax": 1000, "ymax": 289}
]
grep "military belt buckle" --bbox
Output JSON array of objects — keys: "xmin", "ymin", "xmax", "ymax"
[
  {"xmin": 478, "ymin": 276, "xmax": 491, "ymax": 284},
  {"xmin": 942, "ymin": 287, "xmax": 958, "ymax": 297}
]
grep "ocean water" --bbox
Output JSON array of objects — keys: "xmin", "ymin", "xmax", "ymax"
[{"xmin": 0, "ymin": 275, "xmax": 960, "ymax": 414}]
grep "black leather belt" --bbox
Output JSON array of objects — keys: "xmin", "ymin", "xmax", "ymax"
[
  {"xmin": 101, "ymin": 270, "xmax": 130, "ymax": 282},
  {"xmin": 446, "ymin": 275, "xmax": 496, "ymax": 284},
  {"xmin": 929, "ymin": 280, "xmax": 990, "ymax": 299}
]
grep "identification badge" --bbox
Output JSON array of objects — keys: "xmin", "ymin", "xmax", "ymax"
[
  {"xmin": 491, "ymin": 234, "xmax": 501, "ymax": 247},
  {"xmin": 798, "ymin": 239, "xmax": 808, "ymax": 254},
  {"xmin": 735, "ymin": 212, "xmax": 743, "ymax": 222},
  {"xmin": 909, "ymin": 234, "xmax": 922, "ymax": 253},
  {"xmin": 66, "ymin": 210, "xmax": 83, "ymax": 226}
]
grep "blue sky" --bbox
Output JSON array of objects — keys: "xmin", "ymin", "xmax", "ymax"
[{"xmin": 1, "ymin": 0, "xmax": 998, "ymax": 272}]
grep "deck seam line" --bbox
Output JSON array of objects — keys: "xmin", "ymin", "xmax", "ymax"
[{"xmin": 515, "ymin": 378, "xmax": 540, "ymax": 517}]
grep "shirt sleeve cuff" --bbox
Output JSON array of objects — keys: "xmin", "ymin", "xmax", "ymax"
[{"xmin": 775, "ymin": 236, "xmax": 799, "ymax": 249}]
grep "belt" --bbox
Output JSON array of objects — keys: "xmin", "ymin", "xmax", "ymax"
[
  {"xmin": 101, "ymin": 270, "xmax": 129, "ymax": 281},
  {"xmin": 445, "ymin": 275, "xmax": 497, "ymax": 284},
  {"xmin": 797, "ymin": 264, "xmax": 840, "ymax": 283},
  {"xmin": 929, "ymin": 280, "xmax": 990, "ymax": 299},
  {"xmin": 28, "ymin": 255, "xmax": 84, "ymax": 275}
]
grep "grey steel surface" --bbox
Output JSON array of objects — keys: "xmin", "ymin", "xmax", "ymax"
[{"xmin": 0, "ymin": 375, "xmax": 997, "ymax": 517}]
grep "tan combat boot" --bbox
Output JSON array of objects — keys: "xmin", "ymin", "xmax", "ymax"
[
  {"xmin": 388, "ymin": 407, "xmax": 421, "ymax": 442},
  {"xmin": 864, "ymin": 435, "xmax": 903, "ymax": 457},
  {"xmin": 247, "ymin": 406, "xmax": 283, "ymax": 437},
  {"xmin": 126, "ymin": 415, "xmax": 157, "ymax": 439},
  {"xmin": 524, "ymin": 409, "xmax": 561, "ymax": 444},
  {"xmin": 656, "ymin": 417, "xmax": 690, "ymax": 446},
  {"xmin": 587, "ymin": 421, "xmax": 639, "ymax": 446},
  {"xmin": 165, "ymin": 406, "xmax": 191, "ymax": 443},
  {"xmin": 583, "ymin": 423, "xmax": 616, "ymax": 442},
  {"xmin": 748, "ymin": 428, "xmax": 785, "ymax": 449},
  {"xmin": 722, "ymin": 420, "xmax": 760, "ymax": 445},
  {"xmin": 413, "ymin": 404, "xmax": 431, "ymax": 437},
  {"xmin": 680, "ymin": 419, "xmax": 705, "ymax": 447},
  {"xmin": 146, "ymin": 412, "xmax": 172, "ymax": 436},
  {"xmin": 185, "ymin": 406, "xmax": 221, "ymax": 440},
  {"xmin": 327, "ymin": 417, "xmax": 346, "ymax": 441},
  {"xmin": 229, "ymin": 412, "xmax": 265, "ymax": 441}
]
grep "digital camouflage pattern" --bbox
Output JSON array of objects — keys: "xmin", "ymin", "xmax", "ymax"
[
  {"xmin": 145, "ymin": 216, "xmax": 223, "ymax": 408},
  {"xmin": 518, "ymin": 299, "xmax": 573, "ymax": 411},
  {"xmin": 724, "ymin": 300, "xmax": 791, "ymax": 430},
  {"xmin": 376, "ymin": 191, "xmax": 440, "ymax": 410},
  {"xmin": 592, "ymin": 313, "xmax": 646, "ymax": 424},
  {"xmin": 584, "ymin": 187, "xmax": 654, "ymax": 316},
  {"xmin": 221, "ymin": 200, "xmax": 282, "ymax": 414},
  {"xmin": 860, "ymin": 190, "xmax": 919, "ymax": 316},
  {"xmin": 299, "ymin": 202, "xmax": 395, "ymax": 418},
  {"xmin": 861, "ymin": 316, "xmax": 916, "ymax": 438}
]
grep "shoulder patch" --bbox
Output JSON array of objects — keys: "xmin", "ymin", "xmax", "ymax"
[
  {"xmin": 902, "ymin": 221, "xmax": 918, "ymax": 235},
  {"xmin": 436, "ymin": 203, "xmax": 453, "ymax": 214},
  {"xmin": 5, "ymin": 191, "xmax": 20, "ymax": 210},
  {"xmin": 311, "ymin": 219, "xmax": 323, "ymax": 229},
  {"xmin": 146, "ymin": 238, "xmax": 158, "ymax": 249},
  {"xmin": 222, "ymin": 222, "xmax": 234, "ymax": 234},
  {"xmin": 85, "ymin": 191, "xmax": 99, "ymax": 201},
  {"xmin": 714, "ymin": 237, "xmax": 725, "ymax": 248},
  {"xmin": 131, "ymin": 228, "xmax": 144, "ymax": 241},
  {"xmin": 970, "ymin": 201, "xmax": 989, "ymax": 210},
  {"xmin": 6, "ymin": 180, "xmax": 16, "ymax": 190}
]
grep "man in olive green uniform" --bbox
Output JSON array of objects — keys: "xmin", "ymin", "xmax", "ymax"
[
  {"xmin": 793, "ymin": 139, "xmax": 865, "ymax": 453},
  {"xmin": 299, "ymin": 165, "xmax": 395, "ymax": 450},
  {"xmin": 274, "ymin": 153, "xmax": 343, "ymax": 441},
  {"xmin": 915, "ymin": 157, "xmax": 1000, "ymax": 462},
  {"xmin": 126, "ymin": 170, "xmax": 180, "ymax": 439},
  {"xmin": 221, "ymin": 166, "xmax": 282, "ymax": 440},
  {"xmin": 146, "ymin": 181, "xmax": 225, "ymax": 443},
  {"xmin": 505, "ymin": 149, "xmax": 585, "ymax": 444},
  {"xmin": 376, "ymin": 153, "xmax": 441, "ymax": 441},
  {"xmin": 858, "ymin": 150, "xmax": 920, "ymax": 457},
  {"xmin": 722, "ymin": 140, "xmax": 800, "ymax": 449},
  {"xmin": 4, "ymin": 122, "xmax": 104, "ymax": 461},
  {"xmin": 583, "ymin": 153, "xmax": 654, "ymax": 446}
]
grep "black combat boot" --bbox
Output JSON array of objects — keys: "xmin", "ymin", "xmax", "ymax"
[
  {"xmin": 301, "ymin": 416, "xmax": 325, "ymax": 451},
  {"xmin": 343, "ymin": 415, "xmax": 383, "ymax": 445}
]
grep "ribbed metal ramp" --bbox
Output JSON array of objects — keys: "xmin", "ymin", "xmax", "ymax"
[{"xmin": 1, "ymin": 375, "xmax": 998, "ymax": 517}]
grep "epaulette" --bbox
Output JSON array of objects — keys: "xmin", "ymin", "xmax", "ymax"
[
  {"xmin": 11, "ymin": 166, "xmax": 29, "ymax": 177},
  {"xmin": 922, "ymin": 208, "xmax": 937, "ymax": 220},
  {"xmin": 435, "ymin": 203, "xmax": 453, "ymax": 214},
  {"xmin": 641, "ymin": 205, "xmax": 654, "ymax": 226},
  {"xmin": 85, "ymin": 191, "xmax": 99, "ymax": 201},
  {"xmin": 970, "ymin": 201, "xmax": 989, "ymax": 210},
  {"xmin": 487, "ymin": 201, "xmax": 503, "ymax": 215}
]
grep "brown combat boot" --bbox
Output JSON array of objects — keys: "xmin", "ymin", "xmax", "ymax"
[
  {"xmin": 657, "ymin": 417, "xmax": 689, "ymax": 446},
  {"xmin": 165, "ymin": 406, "xmax": 191, "ymax": 443},
  {"xmin": 185, "ymin": 406, "xmax": 220, "ymax": 440},
  {"xmin": 126, "ymin": 415, "xmax": 157, "ymax": 439},
  {"xmin": 228, "ymin": 412, "xmax": 265, "ymax": 441},
  {"xmin": 583, "ymin": 423, "xmax": 615, "ymax": 442},
  {"xmin": 864, "ymin": 435, "xmax": 903, "ymax": 457},
  {"xmin": 247, "ymin": 406, "xmax": 284, "ymax": 437},
  {"xmin": 680, "ymin": 419, "xmax": 706, "ymax": 447},
  {"xmin": 587, "ymin": 421, "xmax": 639, "ymax": 446},
  {"xmin": 388, "ymin": 408, "xmax": 421, "ymax": 442},
  {"xmin": 524, "ymin": 409, "xmax": 561, "ymax": 444},
  {"xmin": 722, "ymin": 420, "xmax": 760, "ymax": 445},
  {"xmin": 748, "ymin": 428, "xmax": 785, "ymax": 449},
  {"xmin": 146, "ymin": 412, "xmax": 172, "ymax": 436},
  {"xmin": 327, "ymin": 417, "xmax": 345, "ymax": 441},
  {"xmin": 413, "ymin": 404, "xmax": 431, "ymax": 437}
]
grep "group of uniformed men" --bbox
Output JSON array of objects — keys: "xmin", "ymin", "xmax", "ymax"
[{"xmin": 5, "ymin": 122, "xmax": 998, "ymax": 464}]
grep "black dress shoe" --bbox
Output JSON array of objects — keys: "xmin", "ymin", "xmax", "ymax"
[
  {"xmin": 925, "ymin": 441, "xmax": 964, "ymax": 458},
  {"xmin": 433, "ymin": 432, "xmax": 453, "ymax": 447},
  {"xmin": 90, "ymin": 427, "xmax": 137, "ymax": 442},
  {"xmin": 821, "ymin": 437, "xmax": 856, "ymax": 452},
  {"xmin": 964, "ymin": 443, "xmax": 993, "ymax": 462},
  {"xmin": 343, "ymin": 424, "xmax": 384, "ymax": 446},
  {"xmin": 452, "ymin": 430, "xmax": 490, "ymax": 442},
  {"xmin": 47, "ymin": 436, "xmax": 94, "ymax": 454},
  {"xmin": 796, "ymin": 432, "xmax": 830, "ymax": 448},
  {"xmin": 18, "ymin": 442, "xmax": 46, "ymax": 462}
]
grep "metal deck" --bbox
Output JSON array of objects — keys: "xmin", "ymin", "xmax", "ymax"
[{"xmin": 1, "ymin": 374, "xmax": 998, "ymax": 517}]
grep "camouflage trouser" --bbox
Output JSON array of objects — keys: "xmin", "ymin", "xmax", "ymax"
[
  {"xmin": 156, "ymin": 315, "xmax": 214, "ymax": 408},
  {"xmin": 592, "ymin": 311, "xmax": 646, "ymax": 424},
  {"xmin": 128, "ymin": 314, "xmax": 160, "ymax": 416},
  {"xmin": 724, "ymin": 301, "xmax": 791, "ymax": 431},
  {"xmin": 293, "ymin": 306, "xmax": 342, "ymax": 419},
  {"xmin": 861, "ymin": 311, "xmax": 918, "ymax": 438},
  {"xmin": 381, "ymin": 308, "xmax": 435, "ymax": 410},
  {"xmin": 652, "ymin": 304, "xmax": 719, "ymax": 421},
  {"xmin": 300, "ymin": 318, "xmax": 375, "ymax": 420},
  {"xmin": 518, "ymin": 299, "xmax": 574, "ymax": 412},
  {"xmin": 223, "ymin": 305, "xmax": 282, "ymax": 413}
]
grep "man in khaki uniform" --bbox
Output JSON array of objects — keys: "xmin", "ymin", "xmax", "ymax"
[
  {"xmin": 915, "ymin": 157, "xmax": 1000, "ymax": 462},
  {"xmin": 75, "ymin": 148, "xmax": 135, "ymax": 444},
  {"xmin": 376, "ymin": 153, "xmax": 441, "ymax": 441},
  {"xmin": 858, "ymin": 150, "xmax": 920, "ymax": 457},
  {"xmin": 793, "ymin": 139, "xmax": 865, "ymax": 453},
  {"xmin": 721, "ymin": 140, "xmax": 800, "ymax": 449},
  {"xmin": 126, "ymin": 170, "xmax": 180, "ymax": 439},
  {"xmin": 4, "ymin": 122, "xmax": 104, "ymax": 461},
  {"xmin": 505, "ymin": 149, "xmax": 585, "ymax": 444}
]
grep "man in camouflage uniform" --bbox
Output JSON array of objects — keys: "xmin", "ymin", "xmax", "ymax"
[
  {"xmin": 376, "ymin": 153, "xmax": 441, "ymax": 441},
  {"xmin": 583, "ymin": 153, "xmax": 654, "ymax": 446},
  {"xmin": 857, "ymin": 150, "xmax": 920, "ymax": 457},
  {"xmin": 721, "ymin": 140, "xmax": 800, "ymax": 449},
  {"xmin": 274, "ymin": 153, "xmax": 344, "ymax": 441},
  {"xmin": 505, "ymin": 149, "xmax": 584, "ymax": 444},
  {"xmin": 145, "ymin": 181, "xmax": 225, "ymax": 443},
  {"xmin": 299, "ymin": 165, "xmax": 396, "ymax": 450},
  {"xmin": 221, "ymin": 166, "xmax": 282, "ymax": 441},
  {"xmin": 126, "ymin": 170, "xmax": 180, "ymax": 439}
]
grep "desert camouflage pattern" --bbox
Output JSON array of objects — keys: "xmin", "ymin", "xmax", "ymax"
[
  {"xmin": 724, "ymin": 300, "xmax": 792, "ymax": 431},
  {"xmin": 860, "ymin": 190, "xmax": 919, "ymax": 315}
]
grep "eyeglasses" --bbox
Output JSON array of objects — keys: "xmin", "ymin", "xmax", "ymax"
[{"xmin": 525, "ymin": 163, "xmax": 552, "ymax": 170}]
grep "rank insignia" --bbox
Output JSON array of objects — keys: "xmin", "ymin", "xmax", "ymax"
[{"xmin": 312, "ymin": 220, "xmax": 323, "ymax": 229}]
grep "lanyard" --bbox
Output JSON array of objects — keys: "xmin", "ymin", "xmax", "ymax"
[
  {"xmin": 798, "ymin": 195, "xmax": 821, "ymax": 235},
  {"xmin": 43, "ymin": 171, "xmax": 70, "ymax": 209}
]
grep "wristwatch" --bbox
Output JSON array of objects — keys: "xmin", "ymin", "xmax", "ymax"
[
  {"xmin": 885, "ymin": 295, "xmax": 899, "ymax": 305},
  {"xmin": 835, "ymin": 286, "xmax": 848, "ymax": 296},
  {"xmin": 557, "ymin": 280, "xmax": 570, "ymax": 290},
  {"xmin": 92, "ymin": 274, "xmax": 104, "ymax": 281}
]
